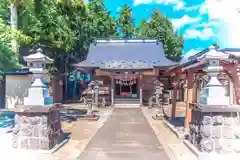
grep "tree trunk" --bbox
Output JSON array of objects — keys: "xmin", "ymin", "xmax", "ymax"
[{"xmin": 10, "ymin": 4, "xmax": 18, "ymax": 53}]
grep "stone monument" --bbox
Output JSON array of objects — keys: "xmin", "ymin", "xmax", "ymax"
[
  {"xmin": 12, "ymin": 48, "xmax": 63, "ymax": 151},
  {"xmin": 87, "ymin": 80, "xmax": 103, "ymax": 113},
  {"xmin": 187, "ymin": 46, "xmax": 240, "ymax": 159},
  {"xmin": 153, "ymin": 80, "xmax": 165, "ymax": 120}
]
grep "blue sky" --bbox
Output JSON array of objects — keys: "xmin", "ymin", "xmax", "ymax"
[{"xmin": 103, "ymin": 0, "xmax": 240, "ymax": 58}]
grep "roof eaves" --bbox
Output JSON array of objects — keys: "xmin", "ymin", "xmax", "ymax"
[
  {"xmin": 220, "ymin": 48, "xmax": 240, "ymax": 52},
  {"xmin": 71, "ymin": 60, "xmax": 100, "ymax": 68}
]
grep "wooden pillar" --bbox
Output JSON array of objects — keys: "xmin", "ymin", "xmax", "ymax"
[
  {"xmin": 195, "ymin": 77, "xmax": 201, "ymax": 103},
  {"xmin": 139, "ymin": 74, "xmax": 143, "ymax": 106},
  {"xmin": 171, "ymin": 72, "xmax": 180, "ymax": 117},
  {"xmin": 185, "ymin": 70, "xmax": 193, "ymax": 131},
  {"xmin": 230, "ymin": 80, "xmax": 234, "ymax": 104},
  {"xmin": 171, "ymin": 83, "xmax": 177, "ymax": 117},
  {"xmin": 111, "ymin": 76, "xmax": 114, "ymax": 106}
]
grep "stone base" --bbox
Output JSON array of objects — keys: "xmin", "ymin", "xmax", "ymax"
[
  {"xmin": 163, "ymin": 119, "xmax": 186, "ymax": 139},
  {"xmin": 11, "ymin": 133, "xmax": 71, "ymax": 154},
  {"xmin": 184, "ymin": 139, "xmax": 240, "ymax": 160},
  {"xmin": 200, "ymin": 97, "xmax": 229, "ymax": 105},
  {"xmin": 78, "ymin": 115, "xmax": 100, "ymax": 121},
  {"xmin": 152, "ymin": 115, "xmax": 164, "ymax": 120},
  {"xmin": 189, "ymin": 105, "xmax": 240, "ymax": 153},
  {"xmin": 12, "ymin": 105, "xmax": 63, "ymax": 151}
]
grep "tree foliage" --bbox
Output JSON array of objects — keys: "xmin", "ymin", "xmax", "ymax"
[
  {"xmin": 0, "ymin": 1, "xmax": 183, "ymax": 73},
  {"xmin": 136, "ymin": 9, "xmax": 183, "ymax": 61},
  {"xmin": 117, "ymin": 5, "xmax": 136, "ymax": 38},
  {"xmin": 0, "ymin": 17, "xmax": 31, "ymax": 72},
  {"xmin": 17, "ymin": 0, "xmax": 118, "ymax": 72}
]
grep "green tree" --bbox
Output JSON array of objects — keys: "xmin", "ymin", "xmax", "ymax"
[
  {"xmin": 0, "ymin": 17, "xmax": 31, "ymax": 72},
  {"xmin": 18, "ymin": 0, "xmax": 76, "ymax": 52},
  {"xmin": 69, "ymin": 0, "xmax": 118, "ymax": 60},
  {"xmin": 117, "ymin": 4, "xmax": 136, "ymax": 38},
  {"xmin": 16, "ymin": 0, "xmax": 119, "ymax": 72},
  {"xmin": 137, "ymin": 9, "xmax": 183, "ymax": 61},
  {"xmin": 87, "ymin": 0, "xmax": 118, "ymax": 38},
  {"xmin": 136, "ymin": 20, "xmax": 149, "ymax": 38}
]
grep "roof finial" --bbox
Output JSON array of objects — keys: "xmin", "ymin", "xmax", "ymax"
[
  {"xmin": 209, "ymin": 44, "xmax": 218, "ymax": 49},
  {"xmin": 36, "ymin": 48, "xmax": 43, "ymax": 53}
]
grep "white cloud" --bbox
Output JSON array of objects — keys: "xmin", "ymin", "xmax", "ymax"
[
  {"xmin": 134, "ymin": 0, "xmax": 153, "ymax": 6},
  {"xmin": 185, "ymin": 5, "xmax": 201, "ymax": 11},
  {"xmin": 184, "ymin": 28, "xmax": 215, "ymax": 40},
  {"xmin": 174, "ymin": 1, "xmax": 185, "ymax": 10},
  {"xmin": 194, "ymin": 21, "xmax": 219, "ymax": 28},
  {"xmin": 200, "ymin": 0, "xmax": 240, "ymax": 22},
  {"xmin": 156, "ymin": 0, "xmax": 179, "ymax": 5},
  {"xmin": 171, "ymin": 15, "xmax": 200, "ymax": 30},
  {"xmin": 134, "ymin": 0, "xmax": 186, "ymax": 10},
  {"xmin": 199, "ymin": 0, "xmax": 240, "ymax": 48}
]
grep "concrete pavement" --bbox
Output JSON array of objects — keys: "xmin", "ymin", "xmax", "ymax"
[{"xmin": 78, "ymin": 108, "xmax": 170, "ymax": 160}]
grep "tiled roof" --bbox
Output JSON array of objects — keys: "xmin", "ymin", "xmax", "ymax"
[{"xmin": 73, "ymin": 39, "xmax": 177, "ymax": 69}]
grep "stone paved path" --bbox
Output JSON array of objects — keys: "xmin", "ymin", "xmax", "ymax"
[{"xmin": 78, "ymin": 108, "xmax": 169, "ymax": 160}]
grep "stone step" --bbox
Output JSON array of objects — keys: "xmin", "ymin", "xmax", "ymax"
[
  {"xmin": 114, "ymin": 98, "xmax": 140, "ymax": 104},
  {"xmin": 114, "ymin": 100, "xmax": 140, "ymax": 104},
  {"xmin": 114, "ymin": 98, "xmax": 140, "ymax": 101},
  {"xmin": 114, "ymin": 104, "xmax": 141, "ymax": 108}
]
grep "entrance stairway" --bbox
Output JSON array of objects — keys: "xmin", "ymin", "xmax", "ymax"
[{"xmin": 114, "ymin": 97, "xmax": 140, "ymax": 108}]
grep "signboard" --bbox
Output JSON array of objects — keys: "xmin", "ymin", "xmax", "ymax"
[{"xmin": 69, "ymin": 70, "xmax": 91, "ymax": 82}]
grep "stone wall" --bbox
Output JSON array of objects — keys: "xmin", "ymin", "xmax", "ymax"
[
  {"xmin": 52, "ymin": 76, "xmax": 63, "ymax": 103},
  {"xmin": 5, "ymin": 74, "xmax": 51, "ymax": 109},
  {"xmin": 12, "ymin": 108, "xmax": 62, "ymax": 150},
  {"xmin": 189, "ymin": 110, "xmax": 240, "ymax": 153}
]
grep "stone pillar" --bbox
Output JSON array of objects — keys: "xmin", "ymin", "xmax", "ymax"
[
  {"xmin": 111, "ymin": 76, "xmax": 114, "ymax": 107},
  {"xmin": 94, "ymin": 86, "xmax": 99, "ymax": 107},
  {"xmin": 139, "ymin": 75, "xmax": 143, "ymax": 106}
]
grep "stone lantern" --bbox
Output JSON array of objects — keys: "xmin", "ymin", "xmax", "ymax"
[
  {"xmin": 12, "ymin": 48, "xmax": 63, "ymax": 152},
  {"xmin": 23, "ymin": 48, "xmax": 54, "ymax": 105},
  {"xmin": 199, "ymin": 46, "xmax": 230, "ymax": 105},
  {"xmin": 24, "ymin": 48, "xmax": 53, "ymax": 75},
  {"xmin": 187, "ymin": 45, "xmax": 240, "ymax": 159}
]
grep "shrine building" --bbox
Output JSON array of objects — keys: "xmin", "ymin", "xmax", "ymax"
[{"xmin": 73, "ymin": 38, "xmax": 177, "ymax": 106}]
